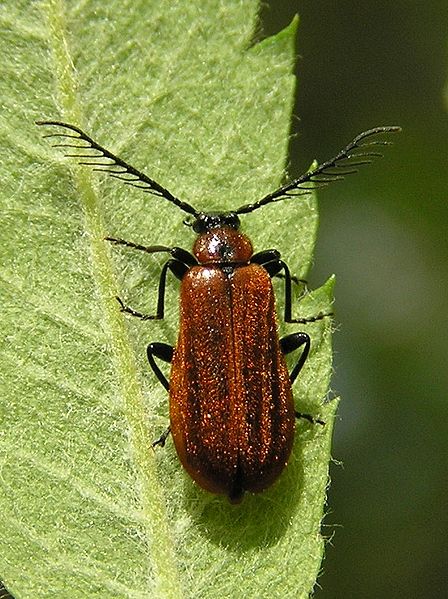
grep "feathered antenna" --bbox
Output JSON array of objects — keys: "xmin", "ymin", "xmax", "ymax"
[
  {"xmin": 235, "ymin": 126, "xmax": 401, "ymax": 215},
  {"xmin": 36, "ymin": 120, "xmax": 200, "ymax": 218},
  {"xmin": 37, "ymin": 121, "xmax": 400, "ymax": 221}
]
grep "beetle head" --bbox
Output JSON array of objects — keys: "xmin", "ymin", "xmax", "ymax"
[{"xmin": 191, "ymin": 212, "xmax": 241, "ymax": 234}]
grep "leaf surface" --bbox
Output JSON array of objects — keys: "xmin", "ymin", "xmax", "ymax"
[{"xmin": 0, "ymin": 1, "xmax": 336, "ymax": 597}]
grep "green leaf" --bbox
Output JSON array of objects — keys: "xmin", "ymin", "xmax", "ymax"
[{"xmin": 0, "ymin": 1, "xmax": 336, "ymax": 598}]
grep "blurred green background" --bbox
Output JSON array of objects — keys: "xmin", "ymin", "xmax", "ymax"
[{"xmin": 262, "ymin": 1, "xmax": 448, "ymax": 597}]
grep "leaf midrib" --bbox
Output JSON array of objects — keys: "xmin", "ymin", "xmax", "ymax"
[{"xmin": 43, "ymin": 1, "xmax": 183, "ymax": 597}]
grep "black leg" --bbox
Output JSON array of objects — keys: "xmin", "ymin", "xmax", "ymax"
[
  {"xmin": 295, "ymin": 411, "xmax": 325, "ymax": 426},
  {"xmin": 252, "ymin": 251, "xmax": 307, "ymax": 286},
  {"xmin": 252, "ymin": 250, "xmax": 327, "ymax": 323},
  {"xmin": 274, "ymin": 272, "xmax": 308, "ymax": 288},
  {"xmin": 273, "ymin": 260, "xmax": 332, "ymax": 324},
  {"xmin": 107, "ymin": 238, "xmax": 194, "ymax": 320},
  {"xmin": 147, "ymin": 342, "xmax": 174, "ymax": 447},
  {"xmin": 115, "ymin": 258, "xmax": 188, "ymax": 320},
  {"xmin": 280, "ymin": 332, "xmax": 311, "ymax": 384},
  {"xmin": 147, "ymin": 342, "xmax": 174, "ymax": 391},
  {"xmin": 152, "ymin": 426, "xmax": 171, "ymax": 448},
  {"xmin": 106, "ymin": 237, "xmax": 197, "ymax": 266},
  {"xmin": 281, "ymin": 332, "xmax": 325, "ymax": 426},
  {"xmin": 152, "ymin": 259, "xmax": 188, "ymax": 319},
  {"xmin": 116, "ymin": 296, "xmax": 158, "ymax": 320},
  {"xmin": 251, "ymin": 249, "xmax": 281, "ymax": 264},
  {"xmin": 277, "ymin": 260, "xmax": 311, "ymax": 323}
]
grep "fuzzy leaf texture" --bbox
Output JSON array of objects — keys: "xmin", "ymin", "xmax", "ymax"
[{"xmin": 0, "ymin": 1, "xmax": 337, "ymax": 598}]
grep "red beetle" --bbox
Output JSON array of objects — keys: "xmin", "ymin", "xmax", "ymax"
[{"xmin": 38, "ymin": 121, "xmax": 400, "ymax": 502}]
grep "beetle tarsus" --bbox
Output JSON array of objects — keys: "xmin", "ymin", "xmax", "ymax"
[
  {"xmin": 295, "ymin": 411, "xmax": 325, "ymax": 426},
  {"xmin": 275, "ymin": 272, "xmax": 308, "ymax": 289},
  {"xmin": 116, "ymin": 296, "xmax": 158, "ymax": 320},
  {"xmin": 152, "ymin": 426, "xmax": 171, "ymax": 448},
  {"xmin": 288, "ymin": 311, "xmax": 334, "ymax": 324}
]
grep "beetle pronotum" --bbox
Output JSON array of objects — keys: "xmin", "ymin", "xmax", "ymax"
[{"xmin": 38, "ymin": 121, "xmax": 400, "ymax": 503}]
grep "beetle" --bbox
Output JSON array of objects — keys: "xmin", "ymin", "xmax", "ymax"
[{"xmin": 37, "ymin": 120, "xmax": 400, "ymax": 502}]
